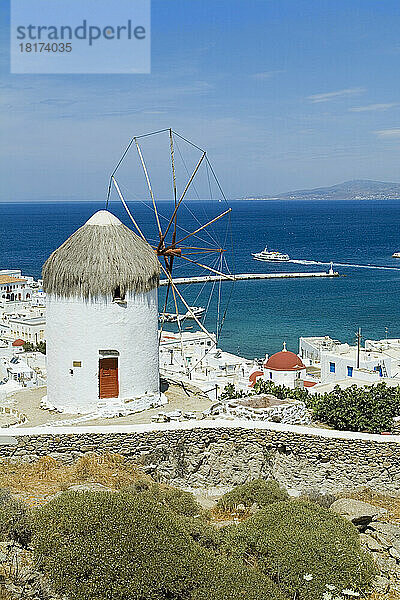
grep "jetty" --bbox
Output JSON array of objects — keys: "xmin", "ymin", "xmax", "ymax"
[{"xmin": 160, "ymin": 270, "xmax": 340, "ymax": 286}]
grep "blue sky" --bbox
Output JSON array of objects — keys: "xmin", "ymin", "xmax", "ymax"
[{"xmin": 1, "ymin": 0, "xmax": 400, "ymax": 201}]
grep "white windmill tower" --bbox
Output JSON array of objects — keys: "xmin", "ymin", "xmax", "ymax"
[{"xmin": 42, "ymin": 209, "xmax": 162, "ymax": 416}]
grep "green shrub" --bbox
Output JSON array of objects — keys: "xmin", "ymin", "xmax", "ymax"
[
  {"xmin": 123, "ymin": 481, "xmax": 203, "ymax": 517},
  {"xmin": 192, "ymin": 555, "xmax": 286, "ymax": 600},
  {"xmin": 252, "ymin": 379, "xmax": 310, "ymax": 403},
  {"xmin": 312, "ymin": 382, "xmax": 400, "ymax": 433},
  {"xmin": 221, "ymin": 500, "xmax": 375, "ymax": 600},
  {"xmin": 33, "ymin": 490, "xmax": 285, "ymax": 600},
  {"xmin": 0, "ymin": 490, "xmax": 31, "ymax": 547},
  {"xmin": 217, "ymin": 478, "xmax": 289, "ymax": 511},
  {"xmin": 252, "ymin": 380, "xmax": 400, "ymax": 433},
  {"xmin": 219, "ymin": 383, "xmax": 245, "ymax": 401},
  {"xmin": 147, "ymin": 484, "xmax": 203, "ymax": 517}
]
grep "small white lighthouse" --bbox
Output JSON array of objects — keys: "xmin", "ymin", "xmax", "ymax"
[{"xmin": 42, "ymin": 210, "xmax": 162, "ymax": 415}]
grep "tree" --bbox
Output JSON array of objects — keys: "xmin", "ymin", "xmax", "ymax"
[
  {"xmin": 22, "ymin": 341, "xmax": 46, "ymax": 354},
  {"xmin": 35, "ymin": 341, "xmax": 46, "ymax": 354},
  {"xmin": 219, "ymin": 383, "xmax": 245, "ymax": 401},
  {"xmin": 22, "ymin": 342, "xmax": 35, "ymax": 353},
  {"xmin": 312, "ymin": 382, "xmax": 400, "ymax": 433}
]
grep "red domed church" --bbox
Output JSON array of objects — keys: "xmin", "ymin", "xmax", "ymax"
[{"xmin": 249, "ymin": 343, "xmax": 312, "ymax": 389}]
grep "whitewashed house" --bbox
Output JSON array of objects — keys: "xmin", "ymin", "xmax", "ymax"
[
  {"xmin": 0, "ymin": 275, "xmax": 32, "ymax": 302},
  {"xmin": 8, "ymin": 316, "xmax": 46, "ymax": 345}
]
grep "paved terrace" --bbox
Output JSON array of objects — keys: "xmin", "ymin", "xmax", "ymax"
[{"xmin": 7, "ymin": 382, "xmax": 212, "ymax": 428}]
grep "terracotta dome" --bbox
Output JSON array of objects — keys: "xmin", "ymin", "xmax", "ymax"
[
  {"xmin": 264, "ymin": 348, "xmax": 305, "ymax": 371},
  {"xmin": 248, "ymin": 370, "xmax": 264, "ymax": 388},
  {"xmin": 12, "ymin": 339, "xmax": 25, "ymax": 347}
]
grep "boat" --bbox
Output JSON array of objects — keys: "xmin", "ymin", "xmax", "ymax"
[
  {"xmin": 183, "ymin": 306, "xmax": 205, "ymax": 319},
  {"xmin": 252, "ymin": 246, "xmax": 290, "ymax": 262},
  {"xmin": 392, "ymin": 252, "xmax": 400, "ymax": 258},
  {"xmin": 159, "ymin": 306, "xmax": 205, "ymax": 323}
]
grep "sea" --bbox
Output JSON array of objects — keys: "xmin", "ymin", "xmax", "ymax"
[{"xmin": 1, "ymin": 199, "xmax": 400, "ymax": 360}]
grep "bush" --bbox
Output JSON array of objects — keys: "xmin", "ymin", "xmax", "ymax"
[
  {"xmin": 22, "ymin": 341, "xmax": 46, "ymax": 354},
  {"xmin": 33, "ymin": 490, "xmax": 285, "ymax": 600},
  {"xmin": 0, "ymin": 489, "xmax": 31, "ymax": 547},
  {"xmin": 144, "ymin": 483, "xmax": 203, "ymax": 517},
  {"xmin": 221, "ymin": 500, "xmax": 375, "ymax": 600},
  {"xmin": 219, "ymin": 383, "xmax": 245, "ymax": 401},
  {"xmin": 252, "ymin": 379, "xmax": 310, "ymax": 402},
  {"xmin": 216, "ymin": 479, "xmax": 289, "ymax": 511},
  {"xmin": 312, "ymin": 382, "xmax": 400, "ymax": 433},
  {"xmin": 122, "ymin": 482, "xmax": 222, "ymax": 549}
]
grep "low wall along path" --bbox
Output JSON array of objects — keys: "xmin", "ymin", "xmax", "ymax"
[{"xmin": 0, "ymin": 420, "xmax": 399, "ymax": 494}]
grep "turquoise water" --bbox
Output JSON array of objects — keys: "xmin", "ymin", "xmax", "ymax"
[{"xmin": 1, "ymin": 199, "xmax": 400, "ymax": 359}]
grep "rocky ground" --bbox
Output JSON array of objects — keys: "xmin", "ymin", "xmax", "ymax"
[
  {"xmin": 330, "ymin": 498, "xmax": 400, "ymax": 596},
  {"xmin": 0, "ymin": 456, "xmax": 399, "ymax": 599}
]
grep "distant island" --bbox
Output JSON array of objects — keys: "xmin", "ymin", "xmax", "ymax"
[{"xmin": 244, "ymin": 179, "xmax": 400, "ymax": 201}]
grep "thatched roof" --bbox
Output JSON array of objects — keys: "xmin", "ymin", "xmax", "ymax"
[{"xmin": 42, "ymin": 210, "xmax": 160, "ymax": 299}]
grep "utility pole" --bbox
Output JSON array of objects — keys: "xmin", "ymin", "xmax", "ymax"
[{"xmin": 356, "ymin": 327, "xmax": 362, "ymax": 369}]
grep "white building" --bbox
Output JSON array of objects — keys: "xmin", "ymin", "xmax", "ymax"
[
  {"xmin": 0, "ymin": 275, "xmax": 32, "ymax": 302},
  {"xmin": 7, "ymin": 316, "xmax": 46, "ymax": 345},
  {"xmin": 319, "ymin": 344, "xmax": 391, "ymax": 383},
  {"xmin": 160, "ymin": 330, "xmax": 253, "ymax": 399},
  {"xmin": 299, "ymin": 335, "xmax": 400, "ymax": 392},
  {"xmin": 299, "ymin": 336, "xmax": 342, "ymax": 365},
  {"xmin": 42, "ymin": 210, "xmax": 162, "ymax": 415}
]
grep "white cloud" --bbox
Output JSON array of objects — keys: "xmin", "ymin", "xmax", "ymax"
[
  {"xmin": 307, "ymin": 87, "xmax": 365, "ymax": 103},
  {"xmin": 252, "ymin": 70, "xmax": 284, "ymax": 80},
  {"xmin": 350, "ymin": 103, "xmax": 398, "ymax": 112},
  {"xmin": 374, "ymin": 128, "xmax": 400, "ymax": 138}
]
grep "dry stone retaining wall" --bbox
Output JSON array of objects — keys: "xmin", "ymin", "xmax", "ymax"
[{"xmin": 0, "ymin": 420, "xmax": 399, "ymax": 494}]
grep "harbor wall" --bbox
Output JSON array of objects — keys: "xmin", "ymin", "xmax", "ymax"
[{"xmin": 1, "ymin": 420, "xmax": 399, "ymax": 494}]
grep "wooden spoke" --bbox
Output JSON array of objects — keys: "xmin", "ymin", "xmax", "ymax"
[
  {"xmin": 172, "ymin": 208, "xmax": 232, "ymax": 247},
  {"xmin": 159, "ymin": 263, "xmax": 215, "ymax": 343},
  {"xmin": 181, "ymin": 251, "xmax": 225, "ymax": 256},
  {"xmin": 158, "ymin": 280, "xmax": 172, "ymax": 339},
  {"xmin": 169, "ymin": 129, "xmax": 178, "ymax": 244},
  {"xmin": 169, "ymin": 278, "xmax": 187, "ymax": 373},
  {"xmin": 178, "ymin": 254, "xmax": 235, "ymax": 280},
  {"xmin": 158, "ymin": 151, "xmax": 206, "ymax": 250},
  {"xmin": 112, "ymin": 177, "xmax": 147, "ymax": 242},
  {"xmin": 179, "ymin": 246, "xmax": 225, "ymax": 252},
  {"xmin": 134, "ymin": 138, "xmax": 163, "ymax": 242}
]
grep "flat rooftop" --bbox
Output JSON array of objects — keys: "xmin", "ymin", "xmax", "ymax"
[{"xmin": 8, "ymin": 317, "xmax": 46, "ymax": 325}]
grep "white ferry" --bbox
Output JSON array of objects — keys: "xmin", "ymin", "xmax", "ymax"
[
  {"xmin": 392, "ymin": 252, "xmax": 400, "ymax": 258},
  {"xmin": 252, "ymin": 246, "xmax": 290, "ymax": 262}
]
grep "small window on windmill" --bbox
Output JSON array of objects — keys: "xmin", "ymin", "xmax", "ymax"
[
  {"xmin": 73, "ymin": 361, "xmax": 82, "ymax": 367},
  {"xmin": 113, "ymin": 286, "xmax": 126, "ymax": 304}
]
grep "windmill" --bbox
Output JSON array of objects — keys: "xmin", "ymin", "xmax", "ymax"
[{"xmin": 106, "ymin": 128, "xmax": 235, "ymax": 372}]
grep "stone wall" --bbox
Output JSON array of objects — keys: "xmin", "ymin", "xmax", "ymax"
[
  {"xmin": 221, "ymin": 400, "xmax": 311, "ymax": 425},
  {"xmin": 1, "ymin": 420, "xmax": 400, "ymax": 494}
]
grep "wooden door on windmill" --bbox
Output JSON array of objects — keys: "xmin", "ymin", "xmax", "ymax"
[{"xmin": 99, "ymin": 357, "xmax": 119, "ymax": 399}]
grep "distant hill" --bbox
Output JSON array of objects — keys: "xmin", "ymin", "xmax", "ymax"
[{"xmin": 245, "ymin": 180, "xmax": 400, "ymax": 201}]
